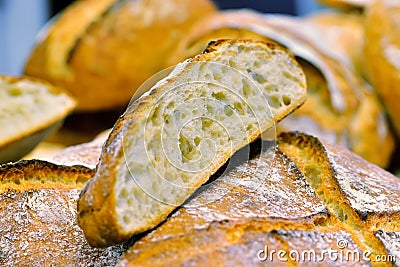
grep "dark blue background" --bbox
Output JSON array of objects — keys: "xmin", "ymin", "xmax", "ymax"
[{"xmin": 49, "ymin": 0, "xmax": 296, "ymax": 17}]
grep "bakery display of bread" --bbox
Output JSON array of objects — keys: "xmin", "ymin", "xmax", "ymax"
[
  {"xmin": 0, "ymin": 75, "xmax": 76, "ymax": 164},
  {"xmin": 24, "ymin": 0, "xmax": 217, "ymax": 111},
  {"xmin": 77, "ymin": 39, "xmax": 307, "ymax": 247},
  {"xmin": 0, "ymin": 160, "xmax": 125, "ymax": 266},
  {"xmin": 364, "ymin": 0, "xmax": 400, "ymax": 137},
  {"xmin": 1, "ymin": 0, "xmax": 400, "ymax": 265},
  {"xmin": 166, "ymin": 10, "xmax": 395, "ymax": 167}
]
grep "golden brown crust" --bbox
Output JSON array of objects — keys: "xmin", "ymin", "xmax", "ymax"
[
  {"xmin": 0, "ymin": 160, "xmax": 94, "ymax": 192},
  {"xmin": 364, "ymin": 0, "xmax": 400, "ymax": 137},
  {"xmin": 0, "ymin": 160, "xmax": 125, "ymax": 266},
  {"xmin": 24, "ymin": 0, "xmax": 217, "ymax": 111},
  {"xmin": 279, "ymin": 131, "xmax": 400, "ymax": 224},
  {"xmin": 77, "ymin": 39, "xmax": 307, "ymax": 247},
  {"xmin": 119, "ymin": 227, "xmax": 370, "ymax": 266}
]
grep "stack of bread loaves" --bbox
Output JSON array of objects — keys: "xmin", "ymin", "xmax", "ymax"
[
  {"xmin": 1, "ymin": 0, "xmax": 399, "ymax": 265},
  {"xmin": 2, "ymin": 37, "xmax": 400, "ymax": 266},
  {"xmin": 315, "ymin": 0, "xmax": 400, "ymax": 171}
]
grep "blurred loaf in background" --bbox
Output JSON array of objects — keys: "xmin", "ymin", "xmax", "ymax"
[{"xmin": 24, "ymin": 0, "xmax": 217, "ymax": 112}]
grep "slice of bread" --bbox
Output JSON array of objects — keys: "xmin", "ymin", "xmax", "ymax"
[
  {"xmin": 77, "ymin": 39, "xmax": 307, "ymax": 247},
  {"xmin": 0, "ymin": 75, "xmax": 76, "ymax": 163},
  {"xmin": 0, "ymin": 160, "xmax": 124, "ymax": 266}
]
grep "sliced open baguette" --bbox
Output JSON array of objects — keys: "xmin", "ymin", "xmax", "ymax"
[
  {"xmin": 0, "ymin": 75, "xmax": 76, "ymax": 163},
  {"xmin": 77, "ymin": 39, "xmax": 307, "ymax": 247}
]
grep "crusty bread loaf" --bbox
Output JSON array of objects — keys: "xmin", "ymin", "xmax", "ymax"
[
  {"xmin": 77, "ymin": 39, "xmax": 307, "ymax": 247},
  {"xmin": 0, "ymin": 160, "xmax": 124, "ymax": 266},
  {"xmin": 117, "ymin": 148, "xmax": 331, "ymax": 266},
  {"xmin": 117, "ymin": 132, "xmax": 400, "ymax": 265},
  {"xmin": 24, "ymin": 0, "xmax": 217, "ymax": 111},
  {"xmin": 166, "ymin": 10, "xmax": 395, "ymax": 167},
  {"xmin": 0, "ymin": 75, "xmax": 76, "ymax": 164},
  {"xmin": 363, "ymin": 0, "xmax": 400, "ymax": 137}
]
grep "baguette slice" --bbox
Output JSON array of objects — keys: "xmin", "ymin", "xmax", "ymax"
[{"xmin": 78, "ymin": 39, "xmax": 307, "ymax": 247}]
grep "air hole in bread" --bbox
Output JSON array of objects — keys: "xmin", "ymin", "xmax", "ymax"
[
  {"xmin": 211, "ymin": 91, "xmax": 226, "ymax": 101},
  {"xmin": 282, "ymin": 95, "xmax": 292, "ymax": 106},
  {"xmin": 269, "ymin": 95, "xmax": 281, "ymax": 109}
]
